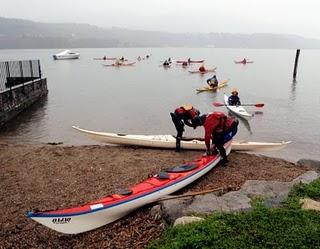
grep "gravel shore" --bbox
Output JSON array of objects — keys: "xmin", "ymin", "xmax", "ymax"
[{"xmin": 0, "ymin": 144, "xmax": 308, "ymax": 248}]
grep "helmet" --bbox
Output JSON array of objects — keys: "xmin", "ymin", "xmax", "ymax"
[
  {"xmin": 231, "ymin": 88, "xmax": 238, "ymax": 94},
  {"xmin": 181, "ymin": 104, "xmax": 193, "ymax": 111}
]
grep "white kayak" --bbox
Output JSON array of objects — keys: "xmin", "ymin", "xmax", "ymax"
[
  {"xmin": 224, "ymin": 94, "xmax": 253, "ymax": 120},
  {"xmin": 72, "ymin": 126, "xmax": 291, "ymax": 152}
]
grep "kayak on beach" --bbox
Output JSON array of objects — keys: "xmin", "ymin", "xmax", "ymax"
[
  {"xmin": 72, "ymin": 126, "xmax": 292, "ymax": 152},
  {"xmin": 176, "ymin": 60, "xmax": 205, "ymax": 63},
  {"xmin": 189, "ymin": 67, "xmax": 217, "ymax": 74},
  {"xmin": 27, "ymin": 140, "xmax": 232, "ymax": 234},
  {"xmin": 103, "ymin": 62, "xmax": 136, "ymax": 67},
  {"xmin": 196, "ymin": 79, "xmax": 229, "ymax": 92},
  {"xmin": 224, "ymin": 94, "xmax": 254, "ymax": 120}
]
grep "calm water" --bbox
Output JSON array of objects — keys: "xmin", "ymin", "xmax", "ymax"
[{"xmin": 0, "ymin": 48, "xmax": 319, "ymax": 162}]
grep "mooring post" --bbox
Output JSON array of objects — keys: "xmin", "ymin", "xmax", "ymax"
[{"xmin": 293, "ymin": 49, "xmax": 300, "ymax": 80}]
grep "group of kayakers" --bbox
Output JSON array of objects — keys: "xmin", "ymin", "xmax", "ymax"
[{"xmin": 170, "ymin": 104, "xmax": 239, "ymax": 165}]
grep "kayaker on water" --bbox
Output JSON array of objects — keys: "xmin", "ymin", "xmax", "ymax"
[
  {"xmin": 114, "ymin": 59, "xmax": 122, "ymax": 66},
  {"xmin": 163, "ymin": 60, "xmax": 170, "ymax": 66},
  {"xmin": 103, "ymin": 56, "xmax": 106, "ymax": 60},
  {"xmin": 170, "ymin": 105, "xmax": 201, "ymax": 152},
  {"xmin": 193, "ymin": 112, "xmax": 239, "ymax": 165},
  {"xmin": 228, "ymin": 89, "xmax": 241, "ymax": 106},
  {"xmin": 242, "ymin": 58, "xmax": 247, "ymax": 64},
  {"xmin": 206, "ymin": 75, "xmax": 219, "ymax": 88},
  {"xmin": 188, "ymin": 58, "xmax": 191, "ymax": 63},
  {"xmin": 168, "ymin": 58, "xmax": 172, "ymax": 64},
  {"xmin": 199, "ymin": 64, "xmax": 206, "ymax": 72}
]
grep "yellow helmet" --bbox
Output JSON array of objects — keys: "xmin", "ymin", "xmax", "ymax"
[
  {"xmin": 231, "ymin": 88, "xmax": 238, "ymax": 94},
  {"xmin": 181, "ymin": 104, "xmax": 193, "ymax": 111}
]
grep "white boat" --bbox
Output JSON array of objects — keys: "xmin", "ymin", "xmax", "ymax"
[
  {"xmin": 72, "ymin": 126, "xmax": 291, "ymax": 152},
  {"xmin": 224, "ymin": 94, "xmax": 253, "ymax": 120},
  {"xmin": 27, "ymin": 141, "xmax": 232, "ymax": 234},
  {"xmin": 53, "ymin": 50, "xmax": 80, "ymax": 60}
]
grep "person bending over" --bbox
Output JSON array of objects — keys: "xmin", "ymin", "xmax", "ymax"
[
  {"xmin": 193, "ymin": 112, "xmax": 238, "ymax": 165},
  {"xmin": 170, "ymin": 105, "xmax": 200, "ymax": 152}
]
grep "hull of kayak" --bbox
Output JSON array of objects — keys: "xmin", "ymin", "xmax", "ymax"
[
  {"xmin": 72, "ymin": 126, "xmax": 291, "ymax": 152},
  {"xmin": 189, "ymin": 67, "xmax": 216, "ymax": 74},
  {"xmin": 93, "ymin": 58, "xmax": 119, "ymax": 60},
  {"xmin": 103, "ymin": 62, "xmax": 136, "ymax": 67},
  {"xmin": 177, "ymin": 60, "xmax": 205, "ymax": 63},
  {"xmin": 27, "ymin": 141, "xmax": 231, "ymax": 234},
  {"xmin": 234, "ymin": 61, "xmax": 254, "ymax": 64},
  {"xmin": 196, "ymin": 80, "xmax": 228, "ymax": 92},
  {"xmin": 224, "ymin": 94, "xmax": 253, "ymax": 120}
]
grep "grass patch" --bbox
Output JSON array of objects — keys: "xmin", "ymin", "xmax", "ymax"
[{"xmin": 148, "ymin": 179, "xmax": 320, "ymax": 249}]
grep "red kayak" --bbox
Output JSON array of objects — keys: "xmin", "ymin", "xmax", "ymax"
[
  {"xmin": 27, "ymin": 140, "xmax": 232, "ymax": 234},
  {"xmin": 177, "ymin": 60, "xmax": 205, "ymax": 63},
  {"xmin": 189, "ymin": 67, "xmax": 217, "ymax": 74},
  {"xmin": 94, "ymin": 57, "xmax": 116, "ymax": 60},
  {"xmin": 103, "ymin": 62, "xmax": 136, "ymax": 67},
  {"xmin": 234, "ymin": 60, "xmax": 254, "ymax": 64},
  {"xmin": 94, "ymin": 58, "xmax": 129, "ymax": 61}
]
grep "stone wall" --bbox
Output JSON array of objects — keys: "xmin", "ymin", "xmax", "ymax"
[{"xmin": 0, "ymin": 78, "xmax": 48, "ymax": 127}]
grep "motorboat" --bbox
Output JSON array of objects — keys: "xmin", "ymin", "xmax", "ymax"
[{"xmin": 53, "ymin": 50, "xmax": 80, "ymax": 60}]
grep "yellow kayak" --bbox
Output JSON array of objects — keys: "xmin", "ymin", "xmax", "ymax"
[{"xmin": 196, "ymin": 79, "xmax": 229, "ymax": 92}]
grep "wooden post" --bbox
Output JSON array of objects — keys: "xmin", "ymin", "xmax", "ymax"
[{"xmin": 293, "ymin": 49, "xmax": 300, "ymax": 80}]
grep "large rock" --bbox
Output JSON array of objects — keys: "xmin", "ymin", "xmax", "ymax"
[
  {"xmin": 292, "ymin": 171, "xmax": 319, "ymax": 185},
  {"xmin": 297, "ymin": 159, "xmax": 320, "ymax": 171},
  {"xmin": 187, "ymin": 191, "xmax": 251, "ymax": 214},
  {"xmin": 173, "ymin": 216, "xmax": 205, "ymax": 226},
  {"xmin": 240, "ymin": 180, "xmax": 292, "ymax": 201},
  {"xmin": 300, "ymin": 198, "xmax": 320, "ymax": 211},
  {"xmin": 160, "ymin": 197, "xmax": 193, "ymax": 223}
]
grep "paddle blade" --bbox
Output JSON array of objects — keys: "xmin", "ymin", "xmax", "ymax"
[
  {"xmin": 212, "ymin": 102, "xmax": 225, "ymax": 107},
  {"xmin": 254, "ymin": 103, "xmax": 264, "ymax": 108}
]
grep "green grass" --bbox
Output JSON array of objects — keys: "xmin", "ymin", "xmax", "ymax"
[{"xmin": 148, "ymin": 179, "xmax": 320, "ymax": 249}]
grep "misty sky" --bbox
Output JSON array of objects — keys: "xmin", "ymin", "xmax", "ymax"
[{"xmin": 1, "ymin": 0, "xmax": 319, "ymax": 39}]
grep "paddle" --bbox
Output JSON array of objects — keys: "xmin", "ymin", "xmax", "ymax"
[{"xmin": 213, "ymin": 102, "xmax": 264, "ymax": 108}]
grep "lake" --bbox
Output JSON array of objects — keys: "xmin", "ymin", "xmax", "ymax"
[{"xmin": 0, "ymin": 48, "xmax": 319, "ymax": 162}]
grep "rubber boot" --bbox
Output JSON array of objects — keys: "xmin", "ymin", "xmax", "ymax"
[
  {"xmin": 218, "ymin": 147, "xmax": 229, "ymax": 166},
  {"xmin": 176, "ymin": 137, "xmax": 181, "ymax": 152}
]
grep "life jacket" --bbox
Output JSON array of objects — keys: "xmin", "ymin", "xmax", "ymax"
[
  {"xmin": 175, "ymin": 105, "xmax": 199, "ymax": 119},
  {"xmin": 211, "ymin": 112, "xmax": 227, "ymax": 133}
]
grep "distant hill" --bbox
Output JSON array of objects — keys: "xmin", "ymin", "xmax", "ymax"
[{"xmin": 1, "ymin": 17, "xmax": 320, "ymax": 49}]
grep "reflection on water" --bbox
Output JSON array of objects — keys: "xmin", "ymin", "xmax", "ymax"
[
  {"xmin": 0, "ymin": 96, "xmax": 48, "ymax": 143},
  {"xmin": 1, "ymin": 48, "xmax": 320, "ymax": 162},
  {"xmin": 239, "ymin": 119, "xmax": 253, "ymax": 135},
  {"xmin": 290, "ymin": 79, "xmax": 297, "ymax": 101},
  {"xmin": 226, "ymin": 111, "xmax": 253, "ymax": 135}
]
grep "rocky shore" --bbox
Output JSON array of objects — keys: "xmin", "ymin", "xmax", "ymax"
[{"xmin": 0, "ymin": 144, "xmax": 310, "ymax": 248}]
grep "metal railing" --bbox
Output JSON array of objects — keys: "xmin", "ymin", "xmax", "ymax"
[{"xmin": 0, "ymin": 60, "xmax": 42, "ymax": 92}]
